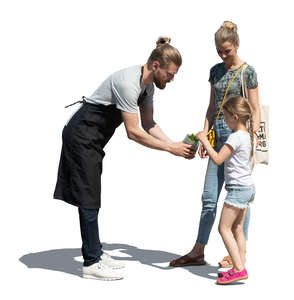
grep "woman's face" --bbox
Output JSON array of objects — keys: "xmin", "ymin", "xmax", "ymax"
[{"xmin": 216, "ymin": 41, "xmax": 238, "ymax": 65}]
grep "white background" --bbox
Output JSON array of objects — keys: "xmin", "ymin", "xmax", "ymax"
[{"xmin": 1, "ymin": 0, "xmax": 293, "ymax": 298}]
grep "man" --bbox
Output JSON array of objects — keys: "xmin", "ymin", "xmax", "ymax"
[{"xmin": 53, "ymin": 37, "xmax": 195, "ymax": 281}]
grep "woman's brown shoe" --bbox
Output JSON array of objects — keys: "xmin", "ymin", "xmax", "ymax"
[{"xmin": 169, "ymin": 254, "xmax": 206, "ymax": 267}]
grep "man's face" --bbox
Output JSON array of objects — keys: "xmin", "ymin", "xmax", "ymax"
[{"xmin": 153, "ymin": 62, "xmax": 179, "ymax": 89}]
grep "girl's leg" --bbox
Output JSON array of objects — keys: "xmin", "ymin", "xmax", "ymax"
[
  {"xmin": 218, "ymin": 203, "xmax": 245, "ymax": 272},
  {"xmin": 232, "ymin": 208, "xmax": 247, "ymax": 267}
]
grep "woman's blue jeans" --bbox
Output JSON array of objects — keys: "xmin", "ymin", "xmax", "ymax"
[{"xmin": 196, "ymin": 119, "xmax": 250, "ymax": 245}]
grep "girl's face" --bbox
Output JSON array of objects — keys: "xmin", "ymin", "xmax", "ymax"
[
  {"xmin": 223, "ymin": 109, "xmax": 238, "ymax": 130},
  {"xmin": 216, "ymin": 41, "xmax": 238, "ymax": 65}
]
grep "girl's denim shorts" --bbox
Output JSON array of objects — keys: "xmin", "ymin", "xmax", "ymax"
[{"xmin": 224, "ymin": 184, "xmax": 255, "ymax": 209}]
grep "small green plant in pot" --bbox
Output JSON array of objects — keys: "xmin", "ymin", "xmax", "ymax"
[{"xmin": 183, "ymin": 133, "xmax": 199, "ymax": 152}]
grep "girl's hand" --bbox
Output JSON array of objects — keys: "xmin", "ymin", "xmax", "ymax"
[
  {"xmin": 198, "ymin": 144, "xmax": 208, "ymax": 158},
  {"xmin": 196, "ymin": 131, "xmax": 208, "ymax": 143}
]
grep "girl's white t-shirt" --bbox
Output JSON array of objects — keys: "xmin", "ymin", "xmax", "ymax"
[{"xmin": 224, "ymin": 130, "xmax": 254, "ymax": 186}]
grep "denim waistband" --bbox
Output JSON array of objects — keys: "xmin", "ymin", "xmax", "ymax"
[{"xmin": 225, "ymin": 184, "xmax": 255, "ymax": 190}]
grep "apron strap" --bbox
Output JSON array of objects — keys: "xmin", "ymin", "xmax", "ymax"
[
  {"xmin": 138, "ymin": 66, "xmax": 147, "ymax": 105},
  {"xmin": 65, "ymin": 96, "xmax": 86, "ymax": 108}
]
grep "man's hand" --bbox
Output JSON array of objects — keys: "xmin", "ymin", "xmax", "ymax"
[{"xmin": 169, "ymin": 142, "xmax": 196, "ymax": 159}]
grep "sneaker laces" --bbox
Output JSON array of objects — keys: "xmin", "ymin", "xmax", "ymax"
[{"xmin": 224, "ymin": 269, "xmax": 236, "ymax": 279}]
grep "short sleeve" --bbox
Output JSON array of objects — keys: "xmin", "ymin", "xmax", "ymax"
[
  {"xmin": 245, "ymin": 65, "xmax": 258, "ymax": 89},
  {"xmin": 208, "ymin": 65, "xmax": 216, "ymax": 83},
  {"xmin": 225, "ymin": 132, "xmax": 240, "ymax": 151},
  {"xmin": 141, "ymin": 85, "xmax": 154, "ymax": 107},
  {"xmin": 112, "ymin": 79, "xmax": 139, "ymax": 114}
]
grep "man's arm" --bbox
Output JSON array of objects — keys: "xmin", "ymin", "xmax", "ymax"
[
  {"xmin": 121, "ymin": 111, "xmax": 195, "ymax": 159},
  {"xmin": 139, "ymin": 104, "xmax": 173, "ymax": 143}
]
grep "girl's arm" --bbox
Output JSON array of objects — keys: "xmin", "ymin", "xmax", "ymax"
[{"xmin": 196, "ymin": 131, "xmax": 233, "ymax": 165}]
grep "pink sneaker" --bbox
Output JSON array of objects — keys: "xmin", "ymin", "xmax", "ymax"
[
  {"xmin": 217, "ymin": 269, "xmax": 248, "ymax": 285},
  {"xmin": 218, "ymin": 268, "xmax": 235, "ymax": 278}
]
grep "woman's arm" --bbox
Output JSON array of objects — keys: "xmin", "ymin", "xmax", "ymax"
[
  {"xmin": 204, "ymin": 83, "xmax": 215, "ymax": 133},
  {"xmin": 248, "ymin": 86, "xmax": 260, "ymax": 132},
  {"xmin": 198, "ymin": 84, "xmax": 215, "ymax": 158},
  {"xmin": 196, "ymin": 131, "xmax": 233, "ymax": 165}
]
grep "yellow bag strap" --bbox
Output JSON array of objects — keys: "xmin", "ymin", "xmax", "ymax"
[{"xmin": 215, "ymin": 63, "xmax": 247, "ymax": 121}]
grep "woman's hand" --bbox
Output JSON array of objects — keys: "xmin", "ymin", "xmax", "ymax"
[
  {"xmin": 254, "ymin": 132, "xmax": 259, "ymax": 148},
  {"xmin": 196, "ymin": 131, "xmax": 209, "ymax": 159}
]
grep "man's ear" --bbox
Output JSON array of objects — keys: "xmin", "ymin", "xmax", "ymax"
[{"xmin": 151, "ymin": 60, "xmax": 160, "ymax": 72}]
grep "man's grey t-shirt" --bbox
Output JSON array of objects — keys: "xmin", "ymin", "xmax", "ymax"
[{"xmin": 85, "ymin": 65, "xmax": 154, "ymax": 114}]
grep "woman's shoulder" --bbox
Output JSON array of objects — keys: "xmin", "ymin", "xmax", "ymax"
[
  {"xmin": 245, "ymin": 63, "xmax": 257, "ymax": 75},
  {"xmin": 244, "ymin": 63, "xmax": 258, "ymax": 87},
  {"xmin": 209, "ymin": 63, "xmax": 225, "ymax": 82},
  {"xmin": 210, "ymin": 62, "xmax": 224, "ymax": 72}
]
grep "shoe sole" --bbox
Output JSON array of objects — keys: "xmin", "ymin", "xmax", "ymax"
[
  {"xmin": 170, "ymin": 261, "xmax": 206, "ymax": 267},
  {"xmin": 217, "ymin": 275, "xmax": 248, "ymax": 285},
  {"xmin": 218, "ymin": 263, "xmax": 233, "ymax": 268},
  {"xmin": 83, "ymin": 274, "xmax": 123, "ymax": 281}
]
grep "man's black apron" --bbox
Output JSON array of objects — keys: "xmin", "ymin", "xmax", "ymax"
[
  {"xmin": 53, "ymin": 100, "xmax": 123, "ymax": 209},
  {"xmin": 54, "ymin": 78, "xmax": 147, "ymax": 209},
  {"xmin": 54, "ymin": 66, "xmax": 147, "ymax": 209}
]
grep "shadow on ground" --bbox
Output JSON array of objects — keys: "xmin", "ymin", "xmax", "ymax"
[{"xmin": 19, "ymin": 243, "xmax": 221, "ymax": 280}]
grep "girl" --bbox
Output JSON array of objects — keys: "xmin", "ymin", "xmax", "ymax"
[
  {"xmin": 196, "ymin": 95, "xmax": 255, "ymax": 285},
  {"xmin": 170, "ymin": 20, "xmax": 260, "ymax": 269}
]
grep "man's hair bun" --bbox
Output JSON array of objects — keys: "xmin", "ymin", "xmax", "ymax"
[{"xmin": 156, "ymin": 37, "xmax": 171, "ymax": 47}]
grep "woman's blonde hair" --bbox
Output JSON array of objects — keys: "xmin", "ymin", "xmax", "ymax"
[
  {"xmin": 215, "ymin": 21, "xmax": 239, "ymax": 46},
  {"xmin": 147, "ymin": 37, "xmax": 182, "ymax": 68},
  {"xmin": 223, "ymin": 95, "xmax": 254, "ymax": 158}
]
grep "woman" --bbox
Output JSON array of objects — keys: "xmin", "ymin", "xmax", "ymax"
[{"xmin": 170, "ymin": 21, "xmax": 260, "ymax": 268}]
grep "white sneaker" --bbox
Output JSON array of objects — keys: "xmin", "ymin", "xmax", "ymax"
[
  {"xmin": 82, "ymin": 261, "xmax": 124, "ymax": 281},
  {"xmin": 101, "ymin": 252, "xmax": 125, "ymax": 269}
]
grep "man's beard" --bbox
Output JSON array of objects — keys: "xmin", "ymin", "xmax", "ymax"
[{"xmin": 153, "ymin": 74, "xmax": 166, "ymax": 89}]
